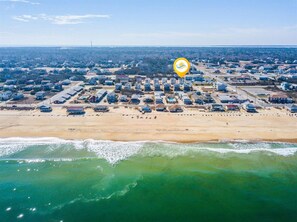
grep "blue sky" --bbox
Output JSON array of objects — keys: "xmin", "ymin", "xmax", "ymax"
[{"xmin": 0, "ymin": 0, "xmax": 296, "ymax": 46}]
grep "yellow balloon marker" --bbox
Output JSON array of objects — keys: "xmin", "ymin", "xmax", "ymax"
[{"xmin": 173, "ymin": 58, "xmax": 191, "ymax": 78}]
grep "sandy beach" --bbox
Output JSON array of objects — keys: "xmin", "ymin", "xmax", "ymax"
[{"xmin": 0, "ymin": 107, "xmax": 296, "ymax": 143}]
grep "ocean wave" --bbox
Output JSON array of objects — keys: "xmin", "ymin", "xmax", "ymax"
[{"xmin": 0, "ymin": 137, "xmax": 296, "ymax": 164}]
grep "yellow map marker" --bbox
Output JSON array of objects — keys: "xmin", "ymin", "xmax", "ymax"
[{"xmin": 173, "ymin": 58, "xmax": 191, "ymax": 78}]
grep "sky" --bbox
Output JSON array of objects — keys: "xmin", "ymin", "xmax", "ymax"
[{"xmin": 0, "ymin": 0, "xmax": 297, "ymax": 46}]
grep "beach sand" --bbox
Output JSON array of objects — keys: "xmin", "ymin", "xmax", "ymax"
[{"xmin": 0, "ymin": 107, "xmax": 296, "ymax": 143}]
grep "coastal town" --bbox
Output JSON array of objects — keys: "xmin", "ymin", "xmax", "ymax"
[{"xmin": 0, "ymin": 47, "xmax": 296, "ymax": 115}]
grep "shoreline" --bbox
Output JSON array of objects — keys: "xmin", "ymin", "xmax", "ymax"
[{"xmin": 0, "ymin": 107, "xmax": 296, "ymax": 143}]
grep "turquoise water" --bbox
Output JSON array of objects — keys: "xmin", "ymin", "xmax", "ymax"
[{"xmin": 0, "ymin": 138, "xmax": 297, "ymax": 222}]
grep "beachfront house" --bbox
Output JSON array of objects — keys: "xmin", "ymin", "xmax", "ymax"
[
  {"xmin": 54, "ymin": 97, "xmax": 66, "ymax": 104},
  {"xmin": 0, "ymin": 91, "xmax": 12, "ymax": 101},
  {"xmin": 141, "ymin": 105, "xmax": 152, "ymax": 113},
  {"xmin": 155, "ymin": 96, "xmax": 164, "ymax": 104},
  {"xmin": 182, "ymin": 94, "xmax": 193, "ymax": 105},
  {"xmin": 169, "ymin": 105, "xmax": 183, "ymax": 113},
  {"xmin": 183, "ymin": 83, "xmax": 192, "ymax": 92},
  {"xmin": 143, "ymin": 96, "xmax": 154, "ymax": 104},
  {"xmin": 35, "ymin": 91, "xmax": 46, "ymax": 100},
  {"xmin": 156, "ymin": 104, "xmax": 167, "ymax": 112},
  {"xmin": 94, "ymin": 105, "xmax": 109, "ymax": 112},
  {"xmin": 67, "ymin": 107, "xmax": 85, "ymax": 115},
  {"xmin": 243, "ymin": 103, "xmax": 257, "ymax": 113},
  {"xmin": 211, "ymin": 104, "xmax": 225, "ymax": 112},
  {"xmin": 225, "ymin": 104, "xmax": 240, "ymax": 111},
  {"xmin": 268, "ymin": 93, "xmax": 290, "ymax": 104},
  {"xmin": 287, "ymin": 104, "xmax": 297, "ymax": 113},
  {"xmin": 191, "ymin": 94, "xmax": 204, "ymax": 105},
  {"xmin": 39, "ymin": 105, "xmax": 52, "ymax": 112},
  {"xmin": 131, "ymin": 94, "xmax": 140, "ymax": 104}
]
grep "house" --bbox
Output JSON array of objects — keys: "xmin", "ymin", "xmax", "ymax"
[
  {"xmin": 210, "ymin": 103, "xmax": 225, "ymax": 112},
  {"xmin": 166, "ymin": 95, "xmax": 177, "ymax": 104},
  {"xmin": 163, "ymin": 83, "xmax": 171, "ymax": 92},
  {"xmin": 182, "ymin": 94, "xmax": 192, "ymax": 105},
  {"xmin": 174, "ymin": 83, "xmax": 181, "ymax": 91},
  {"xmin": 116, "ymin": 74, "xmax": 129, "ymax": 83},
  {"xmin": 243, "ymin": 103, "xmax": 257, "ymax": 112},
  {"xmin": 23, "ymin": 85, "xmax": 33, "ymax": 91},
  {"xmin": 39, "ymin": 105, "xmax": 52, "ymax": 112},
  {"xmin": 35, "ymin": 91, "xmax": 46, "ymax": 100},
  {"xmin": 268, "ymin": 93, "xmax": 290, "ymax": 104},
  {"xmin": 94, "ymin": 105, "xmax": 109, "ymax": 112},
  {"xmin": 144, "ymin": 83, "xmax": 151, "ymax": 92},
  {"xmin": 155, "ymin": 96, "xmax": 164, "ymax": 104},
  {"xmin": 62, "ymin": 94, "xmax": 71, "ymax": 100},
  {"xmin": 155, "ymin": 104, "xmax": 167, "ymax": 112},
  {"xmin": 131, "ymin": 94, "xmax": 140, "ymax": 104},
  {"xmin": 141, "ymin": 105, "xmax": 152, "ymax": 113},
  {"xmin": 162, "ymin": 78, "xmax": 167, "ymax": 84},
  {"xmin": 281, "ymin": 82, "xmax": 293, "ymax": 91},
  {"xmin": 211, "ymin": 104, "xmax": 225, "ymax": 112},
  {"xmin": 104, "ymin": 80, "xmax": 114, "ymax": 86},
  {"xmin": 287, "ymin": 104, "xmax": 297, "ymax": 113},
  {"xmin": 107, "ymin": 92, "xmax": 118, "ymax": 103},
  {"xmin": 168, "ymin": 105, "xmax": 183, "ymax": 113},
  {"xmin": 119, "ymin": 95, "xmax": 129, "ymax": 102},
  {"xmin": 170, "ymin": 78, "xmax": 176, "ymax": 85},
  {"xmin": 143, "ymin": 96, "xmax": 154, "ymax": 103},
  {"xmin": 191, "ymin": 94, "xmax": 204, "ymax": 104},
  {"xmin": 225, "ymin": 104, "xmax": 240, "ymax": 111},
  {"xmin": 124, "ymin": 83, "xmax": 132, "ymax": 90},
  {"xmin": 67, "ymin": 107, "xmax": 85, "ymax": 115},
  {"xmin": 183, "ymin": 83, "xmax": 191, "ymax": 92},
  {"xmin": 54, "ymin": 97, "xmax": 66, "ymax": 104},
  {"xmin": 90, "ymin": 89, "xmax": 107, "ymax": 103},
  {"xmin": 215, "ymin": 82, "xmax": 227, "ymax": 91},
  {"xmin": 12, "ymin": 93, "xmax": 24, "ymax": 101},
  {"xmin": 0, "ymin": 91, "xmax": 12, "ymax": 101},
  {"xmin": 115, "ymin": 83, "xmax": 122, "ymax": 92},
  {"xmin": 154, "ymin": 83, "xmax": 161, "ymax": 91},
  {"xmin": 135, "ymin": 83, "xmax": 142, "ymax": 91}
]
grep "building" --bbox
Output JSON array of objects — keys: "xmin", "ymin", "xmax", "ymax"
[
  {"xmin": 166, "ymin": 95, "xmax": 177, "ymax": 104},
  {"xmin": 155, "ymin": 96, "xmax": 164, "ymax": 104},
  {"xmin": 143, "ymin": 96, "xmax": 154, "ymax": 103},
  {"xmin": 67, "ymin": 107, "xmax": 85, "ymax": 115},
  {"xmin": 141, "ymin": 105, "xmax": 152, "ymax": 113},
  {"xmin": 225, "ymin": 104, "xmax": 240, "ymax": 111},
  {"xmin": 54, "ymin": 97, "xmax": 66, "ymax": 104},
  {"xmin": 287, "ymin": 104, "xmax": 297, "ymax": 113},
  {"xmin": 215, "ymin": 82, "xmax": 227, "ymax": 91},
  {"xmin": 116, "ymin": 74, "xmax": 129, "ymax": 84},
  {"xmin": 90, "ymin": 89, "xmax": 107, "ymax": 103},
  {"xmin": 174, "ymin": 83, "xmax": 181, "ymax": 91},
  {"xmin": 155, "ymin": 104, "xmax": 167, "ymax": 112},
  {"xmin": 35, "ymin": 91, "xmax": 46, "ymax": 100},
  {"xmin": 119, "ymin": 95, "xmax": 129, "ymax": 102},
  {"xmin": 94, "ymin": 105, "xmax": 109, "ymax": 112},
  {"xmin": 107, "ymin": 92, "xmax": 118, "ymax": 103},
  {"xmin": 163, "ymin": 83, "xmax": 171, "ymax": 92},
  {"xmin": 191, "ymin": 94, "xmax": 204, "ymax": 104},
  {"xmin": 168, "ymin": 105, "xmax": 183, "ymax": 113},
  {"xmin": 115, "ymin": 83, "xmax": 122, "ymax": 92},
  {"xmin": 12, "ymin": 93, "xmax": 24, "ymax": 101},
  {"xmin": 183, "ymin": 83, "xmax": 191, "ymax": 92},
  {"xmin": 243, "ymin": 103, "xmax": 257, "ymax": 112},
  {"xmin": 0, "ymin": 91, "xmax": 12, "ymax": 101},
  {"xmin": 268, "ymin": 93, "xmax": 290, "ymax": 104},
  {"xmin": 154, "ymin": 83, "xmax": 161, "ymax": 91},
  {"xmin": 211, "ymin": 104, "xmax": 225, "ymax": 112},
  {"xmin": 124, "ymin": 83, "xmax": 132, "ymax": 90},
  {"xmin": 144, "ymin": 83, "xmax": 151, "ymax": 92},
  {"xmin": 131, "ymin": 94, "xmax": 140, "ymax": 104},
  {"xmin": 39, "ymin": 105, "xmax": 52, "ymax": 112},
  {"xmin": 182, "ymin": 94, "xmax": 192, "ymax": 105}
]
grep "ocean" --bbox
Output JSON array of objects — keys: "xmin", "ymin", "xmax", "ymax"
[{"xmin": 0, "ymin": 138, "xmax": 297, "ymax": 222}]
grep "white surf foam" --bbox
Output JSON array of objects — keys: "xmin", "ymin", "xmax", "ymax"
[{"xmin": 0, "ymin": 137, "xmax": 296, "ymax": 164}]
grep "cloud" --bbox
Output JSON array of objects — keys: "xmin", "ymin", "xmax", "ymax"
[
  {"xmin": 12, "ymin": 14, "xmax": 110, "ymax": 24},
  {"xmin": 0, "ymin": 0, "xmax": 40, "ymax": 5}
]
